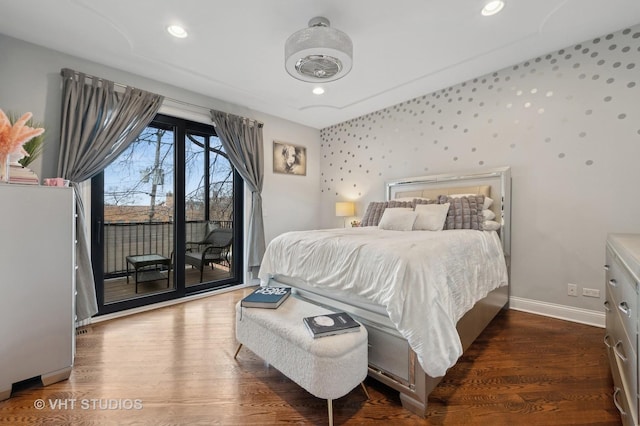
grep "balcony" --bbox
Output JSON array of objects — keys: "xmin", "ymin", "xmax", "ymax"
[{"xmin": 103, "ymin": 220, "xmax": 233, "ymax": 303}]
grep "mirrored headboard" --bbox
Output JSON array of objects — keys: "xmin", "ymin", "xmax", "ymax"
[{"xmin": 385, "ymin": 166, "xmax": 511, "ymax": 255}]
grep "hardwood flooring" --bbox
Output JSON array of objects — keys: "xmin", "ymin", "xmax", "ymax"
[{"xmin": 0, "ymin": 287, "xmax": 620, "ymax": 425}]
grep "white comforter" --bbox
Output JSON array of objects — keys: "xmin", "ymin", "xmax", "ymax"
[{"xmin": 258, "ymin": 227, "xmax": 508, "ymax": 377}]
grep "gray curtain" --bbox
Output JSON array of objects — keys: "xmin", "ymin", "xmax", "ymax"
[
  {"xmin": 210, "ymin": 110, "xmax": 265, "ymax": 276},
  {"xmin": 58, "ymin": 68, "xmax": 164, "ymax": 321}
]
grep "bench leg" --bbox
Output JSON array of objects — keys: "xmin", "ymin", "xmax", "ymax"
[
  {"xmin": 233, "ymin": 343, "xmax": 243, "ymax": 359},
  {"xmin": 360, "ymin": 382, "xmax": 370, "ymax": 400},
  {"xmin": 327, "ymin": 399, "xmax": 333, "ymax": 426}
]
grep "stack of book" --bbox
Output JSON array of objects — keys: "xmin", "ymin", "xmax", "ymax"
[
  {"xmin": 8, "ymin": 164, "xmax": 39, "ymax": 185},
  {"xmin": 241, "ymin": 286, "xmax": 291, "ymax": 309}
]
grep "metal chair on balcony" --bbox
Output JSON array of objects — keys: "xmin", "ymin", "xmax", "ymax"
[{"xmin": 184, "ymin": 227, "xmax": 233, "ymax": 282}]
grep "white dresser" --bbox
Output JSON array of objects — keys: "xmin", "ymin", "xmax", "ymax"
[
  {"xmin": 0, "ymin": 185, "xmax": 76, "ymax": 400},
  {"xmin": 605, "ymin": 233, "xmax": 640, "ymax": 426}
]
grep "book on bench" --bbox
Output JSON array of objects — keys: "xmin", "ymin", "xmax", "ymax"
[
  {"xmin": 303, "ymin": 312, "xmax": 361, "ymax": 338},
  {"xmin": 241, "ymin": 286, "xmax": 291, "ymax": 309}
]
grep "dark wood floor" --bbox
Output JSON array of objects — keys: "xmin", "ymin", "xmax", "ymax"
[{"xmin": 0, "ymin": 287, "xmax": 620, "ymax": 425}]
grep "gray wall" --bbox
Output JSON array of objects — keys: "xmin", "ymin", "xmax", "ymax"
[
  {"xmin": 0, "ymin": 34, "xmax": 322, "ymax": 282},
  {"xmin": 319, "ymin": 25, "xmax": 640, "ymax": 315}
]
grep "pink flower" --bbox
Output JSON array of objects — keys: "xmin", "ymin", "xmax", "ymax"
[{"xmin": 0, "ymin": 109, "xmax": 45, "ymax": 166}]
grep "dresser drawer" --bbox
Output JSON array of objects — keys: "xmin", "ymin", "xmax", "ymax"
[
  {"xmin": 605, "ymin": 285, "xmax": 620, "ymax": 366},
  {"xmin": 606, "ymin": 235, "xmax": 640, "ymax": 426},
  {"xmin": 611, "ymin": 328, "xmax": 638, "ymax": 424},
  {"xmin": 606, "ymin": 251, "xmax": 639, "ymax": 345},
  {"xmin": 610, "ymin": 355, "xmax": 636, "ymax": 426}
]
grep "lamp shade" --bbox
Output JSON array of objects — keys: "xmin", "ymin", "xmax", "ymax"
[{"xmin": 335, "ymin": 202, "xmax": 355, "ymax": 217}]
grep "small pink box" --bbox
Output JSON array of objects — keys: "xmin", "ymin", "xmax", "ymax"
[{"xmin": 44, "ymin": 178, "xmax": 69, "ymax": 187}]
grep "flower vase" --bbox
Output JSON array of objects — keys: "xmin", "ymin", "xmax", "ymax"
[{"xmin": 0, "ymin": 156, "xmax": 9, "ymax": 183}]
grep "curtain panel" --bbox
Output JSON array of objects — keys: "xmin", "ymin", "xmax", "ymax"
[
  {"xmin": 210, "ymin": 110, "xmax": 265, "ymax": 276},
  {"xmin": 58, "ymin": 68, "xmax": 164, "ymax": 321}
]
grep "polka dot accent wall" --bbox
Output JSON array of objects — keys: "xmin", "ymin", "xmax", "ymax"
[{"xmin": 319, "ymin": 25, "xmax": 640, "ymax": 202}]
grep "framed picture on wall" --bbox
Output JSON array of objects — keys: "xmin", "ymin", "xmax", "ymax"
[{"xmin": 273, "ymin": 141, "xmax": 307, "ymax": 176}]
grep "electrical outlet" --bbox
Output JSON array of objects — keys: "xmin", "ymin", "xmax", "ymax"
[
  {"xmin": 567, "ymin": 283, "xmax": 578, "ymax": 296},
  {"xmin": 582, "ymin": 288, "xmax": 600, "ymax": 298}
]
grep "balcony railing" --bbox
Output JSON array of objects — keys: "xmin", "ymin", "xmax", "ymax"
[{"xmin": 103, "ymin": 220, "xmax": 232, "ymax": 278}]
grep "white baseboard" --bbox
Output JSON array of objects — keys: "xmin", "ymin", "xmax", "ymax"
[{"xmin": 509, "ymin": 296, "xmax": 605, "ymax": 328}]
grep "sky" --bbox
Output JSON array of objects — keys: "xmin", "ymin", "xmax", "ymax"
[{"xmin": 104, "ymin": 127, "xmax": 232, "ymax": 209}]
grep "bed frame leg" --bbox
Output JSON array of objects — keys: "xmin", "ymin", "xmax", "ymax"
[
  {"xmin": 399, "ymin": 393, "xmax": 427, "ymax": 418},
  {"xmin": 327, "ymin": 398, "xmax": 333, "ymax": 426}
]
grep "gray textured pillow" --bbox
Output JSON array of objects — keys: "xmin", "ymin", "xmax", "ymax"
[
  {"xmin": 360, "ymin": 201, "xmax": 388, "ymax": 226},
  {"xmin": 361, "ymin": 200, "xmax": 414, "ymax": 226},
  {"xmin": 438, "ymin": 195, "xmax": 484, "ymax": 230},
  {"xmin": 388, "ymin": 200, "xmax": 414, "ymax": 208},
  {"xmin": 413, "ymin": 198, "xmax": 437, "ymax": 206}
]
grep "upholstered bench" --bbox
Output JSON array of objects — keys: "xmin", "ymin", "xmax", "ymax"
[{"xmin": 234, "ymin": 295, "xmax": 368, "ymax": 426}]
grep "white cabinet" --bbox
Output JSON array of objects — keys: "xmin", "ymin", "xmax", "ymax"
[
  {"xmin": 605, "ymin": 233, "xmax": 640, "ymax": 426},
  {"xmin": 0, "ymin": 185, "xmax": 76, "ymax": 400}
]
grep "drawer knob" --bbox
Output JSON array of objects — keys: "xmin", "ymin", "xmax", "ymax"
[
  {"xmin": 604, "ymin": 334, "xmax": 613, "ymax": 348},
  {"xmin": 608, "ymin": 279, "xmax": 617, "ymax": 287},
  {"xmin": 618, "ymin": 302, "xmax": 631, "ymax": 317},
  {"xmin": 604, "ymin": 264, "xmax": 610, "ymax": 271},
  {"xmin": 613, "ymin": 387, "xmax": 627, "ymax": 417},
  {"xmin": 603, "ymin": 300, "xmax": 611, "ymax": 313},
  {"xmin": 614, "ymin": 341, "xmax": 628, "ymax": 363}
]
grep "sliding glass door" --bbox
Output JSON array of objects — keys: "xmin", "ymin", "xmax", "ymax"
[{"xmin": 92, "ymin": 114, "xmax": 243, "ymax": 315}]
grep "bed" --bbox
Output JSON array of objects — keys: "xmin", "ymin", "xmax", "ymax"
[{"xmin": 258, "ymin": 166, "xmax": 511, "ymax": 417}]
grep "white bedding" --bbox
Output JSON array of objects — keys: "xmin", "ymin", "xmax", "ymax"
[{"xmin": 258, "ymin": 227, "xmax": 508, "ymax": 377}]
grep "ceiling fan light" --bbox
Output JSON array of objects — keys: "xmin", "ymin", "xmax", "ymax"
[{"xmin": 285, "ymin": 17, "xmax": 353, "ymax": 83}]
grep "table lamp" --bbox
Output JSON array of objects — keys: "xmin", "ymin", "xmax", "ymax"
[{"xmin": 335, "ymin": 202, "xmax": 355, "ymax": 227}]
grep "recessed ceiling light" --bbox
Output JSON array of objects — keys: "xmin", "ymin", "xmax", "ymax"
[
  {"xmin": 312, "ymin": 87, "xmax": 325, "ymax": 95},
  {"xmin": 481, "ymin": 0, "xmax": 505, "ymax": 16},
  {"xmin": 167, "ymin": 25, "xmax": 188, "ymax": 38}
]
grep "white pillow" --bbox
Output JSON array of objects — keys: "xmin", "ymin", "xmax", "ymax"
[
  {"xmin": 378, "ymin": 208, "xmax": 417, "ymax": 231},
  {"xmin": 413, "ymin": 203, "xmax": 450, "ymax": 231},
  {"xmin": 482, "ymin": 220, "xmax": 501, "ymax": 231},
  {"xmin": 449, "ymin": 193, "xmax": 493, "ymax": 210},
  {"xmin": 483, "ymin": 196, "xmax": 494, "ymax": 210},
  {"xmin": 482, "ymin": 209, "xmax": 496, "ymax": 220}
]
